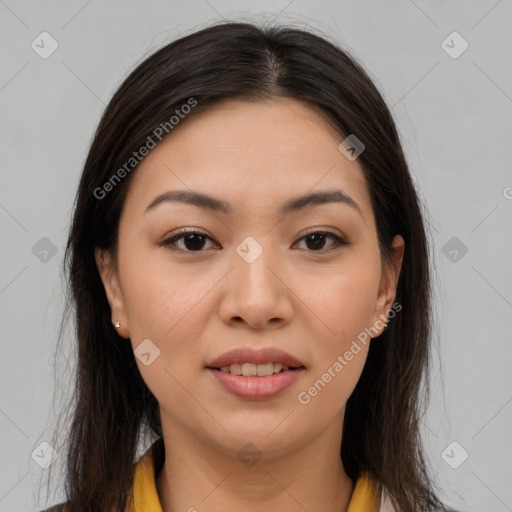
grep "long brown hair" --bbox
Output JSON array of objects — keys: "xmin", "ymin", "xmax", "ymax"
[{"xmin": 44, "ymin": 21, "xmax": 445, "ymax": 512}]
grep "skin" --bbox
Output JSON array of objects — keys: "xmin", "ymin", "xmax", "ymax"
[{"xmin": 95, "ymin": 97, "xmax": 404, "ymax": 512}]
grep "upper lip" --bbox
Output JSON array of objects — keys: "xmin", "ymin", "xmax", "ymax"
[{"xmin": 206, "ymin": 347, "xmax": 305, "ymax": 369}]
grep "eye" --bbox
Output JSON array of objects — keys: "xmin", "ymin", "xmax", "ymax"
[
  {"xmin": 294, "ymin": 231, "xmax": 350, "ymax": 252},
  {"xmin": 159, "ymin": 229, "xmax": 217, "ymax": 252},
  {"xmin": 158, "ymin": 229, "xmax": 350, "ymax": 253}
]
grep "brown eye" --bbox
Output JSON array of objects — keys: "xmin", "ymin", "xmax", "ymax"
[
  {"xmin": 159, "ymin": 230, "xmax": 216, "ymax": 252},
  {"xmin": 179, "ymin": 233, "xmax": 208, "ymax": 251},
  {"xmin": 295, "ymin": 231, "xmax": 350, "ymax": 252}
]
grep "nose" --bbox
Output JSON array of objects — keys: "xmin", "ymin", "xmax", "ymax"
[{"xmin": 218, "ymin": 239, "xmax": 294, "ymax": 330}]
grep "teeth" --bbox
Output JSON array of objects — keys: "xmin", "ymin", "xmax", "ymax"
[
  {"xmin": 218, "ymin": 362, "xmax": 291, "ymax": 376},
  {"xmin": 273, "ymin": 363, "xmax": 284, "ymax": 373}
]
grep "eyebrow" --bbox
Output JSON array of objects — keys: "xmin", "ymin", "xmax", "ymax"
[{"xmin": 145, "ymin": 189, "xmax": 363, "ymax": 218}]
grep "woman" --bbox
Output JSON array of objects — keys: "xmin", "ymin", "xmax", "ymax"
[{"xmin": 42, "ymin": 21, "xmax": 449, "ymax": 512}]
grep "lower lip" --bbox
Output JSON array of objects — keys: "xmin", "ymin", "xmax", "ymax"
[{"xmin": 206, "ymin": 368, "xmax": 305, "ymax": 400}]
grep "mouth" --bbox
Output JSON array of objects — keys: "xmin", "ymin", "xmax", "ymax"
[
  {"xmin": 205, "ymin": 346, "xmax": 306, "ymax": 372},
  {"xmin": 205, "ymin": 347, "xmax": 306, "ymax": 399},
  {"xmin": 206, "ymin": 362, "xmax": 305, "ymax": 377},
  {"xmin": 205, "ymin": 364, "xmax": 306, "ymax": 400}
]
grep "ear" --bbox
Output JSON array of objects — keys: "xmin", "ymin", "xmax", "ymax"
[
  {"xmin": 371, "ymin": 234, "xmax": 405, "ymax": 336},
  {"xmin": 94, "ymin": 247, "xmax": 130, "ymax": 339}
]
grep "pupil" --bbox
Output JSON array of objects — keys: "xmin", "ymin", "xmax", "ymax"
[
  {"xmin": 306, "ymin": 233, "xmax": 325, "ymax": 250},
  {"xmin": 184, "ymin": 234, "xmax": 205, "ymax": 251}
]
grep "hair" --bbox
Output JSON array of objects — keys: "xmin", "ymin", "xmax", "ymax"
[{"xmin": 45, "ymin": 20, "xmax": 445, "ymax": 512}]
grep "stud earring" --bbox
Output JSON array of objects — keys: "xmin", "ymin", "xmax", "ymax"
[{"xmin": 113, "ymin": 320, "xmax": 130, "ymax": 339}]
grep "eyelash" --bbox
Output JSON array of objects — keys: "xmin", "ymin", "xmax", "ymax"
[{"xmin": 158, "ymin": 228, "xmax": 350, "ymax": 253}]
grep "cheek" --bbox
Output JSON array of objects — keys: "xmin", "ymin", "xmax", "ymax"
[
  {"xmin": 296, "ymin": 343, "xmax": 370, "ymax": 423},
  {"xmin": 121, "ymin": 261, "xmax": 210, "ymax": 411},
  {"xmin": 118, "ymin": 254, "xmax": 215, "ymax": 394},
  {"xmin": 294, "ymin": 268, "xmax": 372, "ymax": 422},
  {"xmin": 120, "ymin": 247, "xmax": 209, "ymax": 339},
  {"xmin": 294, "ymin": 257, "xmax": 378, "ymax": 409},
  {"xmin": 298, "ymin": 258, "xmax": 380, "ymax": 348}
]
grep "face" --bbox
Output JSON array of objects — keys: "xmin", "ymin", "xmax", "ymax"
[{"xmin": 95, "ymin": 97, "xmax": 404, "ymax": 459}]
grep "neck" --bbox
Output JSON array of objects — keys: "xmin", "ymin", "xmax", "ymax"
[{"xmin": 155, "ymin": 415, "xmax": 354, "ymax": 512}]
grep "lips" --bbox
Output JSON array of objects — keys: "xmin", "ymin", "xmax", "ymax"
[
  {"xmin": 205, "ymin": 347, "xmax": 305, "ymax": 369},
  {"xmin": 206, "ymin": 366, "xmax": 305, "ymax": 400}
]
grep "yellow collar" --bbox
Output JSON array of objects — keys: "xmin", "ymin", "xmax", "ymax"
[{"xmin": 125, "ymin": 439, "xmax": 380, "ymax": 511}]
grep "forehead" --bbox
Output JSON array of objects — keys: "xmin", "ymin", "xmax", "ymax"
[{"xmin": 122, "ymin": 97, "xmax": 372, "ymax": 220}]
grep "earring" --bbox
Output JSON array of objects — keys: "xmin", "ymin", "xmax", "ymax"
[{"xmin": 113, "ymin": 320, "xmax": 129, "ymax": 339}]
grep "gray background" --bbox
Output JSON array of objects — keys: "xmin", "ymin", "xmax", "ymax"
[{"xmin": 1, "ymin": 1, "xmax": 511, "ymax": 511}]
